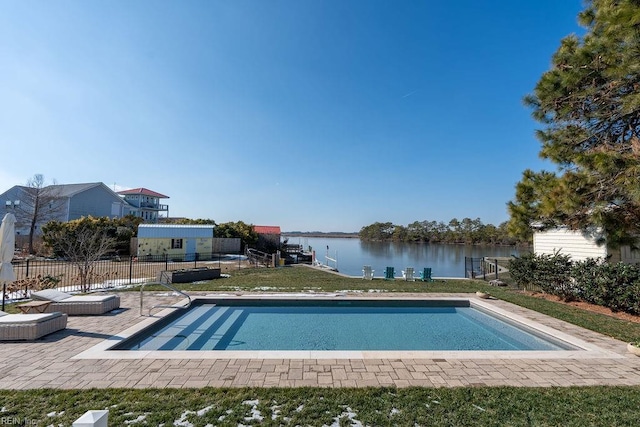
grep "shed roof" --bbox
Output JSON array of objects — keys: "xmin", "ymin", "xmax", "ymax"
[
  {"xmin": 138, "ymin": 224, "xmax": 215, "ymax": 238},
  {"xmin": 139, "ymin": 224, "xmax": 215, "ymax": 229}
]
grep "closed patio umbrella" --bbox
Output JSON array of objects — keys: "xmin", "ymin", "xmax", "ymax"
[{"xmin": 0, "ymin": 213, "xmax": 16, "ymax": 311}]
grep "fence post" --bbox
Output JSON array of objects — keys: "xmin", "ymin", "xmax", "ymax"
[
  {"xmin": 495, "ymin": 259, "xmax": 499, "ymax": 279},
  {"xmin": 129, "ymin": 255, "xmax": 133, "ymax": 285}
]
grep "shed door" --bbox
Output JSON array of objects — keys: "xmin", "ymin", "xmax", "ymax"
[{"xmin": 185, "ymin": 239, "xmax": 197, "ymax": 260}]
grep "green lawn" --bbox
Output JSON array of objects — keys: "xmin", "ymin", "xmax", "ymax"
[
  {"xmin": 1, "ymin": 386, "xmax": 640, "ymax": 426},
  {"xmin": 152, "ymin": 265, "xmax": 486, "ymax": 293},
  {"xmin": 3, "ymin": 265, "xmax": 640, "ymax": 426}
]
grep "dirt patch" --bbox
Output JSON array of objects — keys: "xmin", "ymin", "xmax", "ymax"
[{"xmin": 521, "ymin": 291, "xmax": 640, "ymax": 324}]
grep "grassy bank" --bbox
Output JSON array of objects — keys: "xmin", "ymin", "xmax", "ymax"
[
  {"xmin": 2, "ymin": 386, "xmax": 640, "ymax": 426},
  {"xmin": 142, "ymin": 265, "xmax": 486, "ymax": 293}
]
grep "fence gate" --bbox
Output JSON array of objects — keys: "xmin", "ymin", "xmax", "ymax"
[
  {"xmin": 464, "ymin": 257, "xmax": 484, "ymax": 279},
  {"xmin": 464, "ymin": 257, "xmax": 504, "ymax": 280}
]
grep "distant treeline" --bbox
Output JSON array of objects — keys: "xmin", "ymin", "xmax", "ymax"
[{"xmin": 359, "ymin": 219, "xmax": 524, "ymax": 245}]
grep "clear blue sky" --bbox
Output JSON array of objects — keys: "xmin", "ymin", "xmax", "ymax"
[{"xmin": 0, "ymin": 1, "xmax": 584, "ymax": 232}]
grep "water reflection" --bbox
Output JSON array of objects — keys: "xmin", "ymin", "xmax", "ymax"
[{"xmin": 291, "ymin": 237, "xmax": 519, "ymax": 278}]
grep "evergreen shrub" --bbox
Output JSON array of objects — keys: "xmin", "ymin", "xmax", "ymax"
[
  {"xmin": 509, "ymin": 252, "xmax": 574, "ymax": 299},
  {"xmin": 510, "ymin": 253, "xmax": 640, "ymax": 314}
]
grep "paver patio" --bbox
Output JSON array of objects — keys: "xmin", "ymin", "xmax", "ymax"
[{"xmin": 2, "ymin": 292, "xmax": 640, "ymax": 389}]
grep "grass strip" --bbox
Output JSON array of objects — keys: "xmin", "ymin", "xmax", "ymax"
[
  {"xmin": 138, "ymin": 265, "xmax": 486, "ymax": 293},
  {"xmin": 1, "ymin": 386, "xmax": 640, "ymax": 426}
]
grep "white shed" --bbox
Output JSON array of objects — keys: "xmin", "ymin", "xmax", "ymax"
[
  {"xmin": 533, "ymin": 227, "xmax": 640, "ymax": 264},
  {"xmin": 137, "ymin": 224, "xmax": 215, "ymax": 259}
]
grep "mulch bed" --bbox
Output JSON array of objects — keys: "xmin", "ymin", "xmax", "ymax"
[{"xmin": 522, "ymin": 291, "xmax": 640, "ymax": 324}]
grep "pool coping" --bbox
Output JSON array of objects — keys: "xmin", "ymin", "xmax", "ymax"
[{"xmin": 73, "ymin": 294, "xmax": 624, "ymax": 360}]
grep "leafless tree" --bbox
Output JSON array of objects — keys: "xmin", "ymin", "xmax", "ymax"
[
  {"xmin": 14, "ymin": 174, "xmax": 66, "ymax": 254},
  {"xmin": 43, "ymin": 219, "xmax": 117, "ymax": 292}
]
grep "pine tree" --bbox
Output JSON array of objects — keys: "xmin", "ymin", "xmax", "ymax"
[{"xmin": 508, "ymin": 0, "xmax": 640, "ymax": 246}]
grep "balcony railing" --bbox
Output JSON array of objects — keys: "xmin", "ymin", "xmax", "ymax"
[{"xmin": 133, "ymin": 203, "xmax": 169, "ymax": 211}]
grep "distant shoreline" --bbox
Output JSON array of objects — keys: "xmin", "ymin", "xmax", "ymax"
[
  {"xmin": 283, "ymin": 232, "xmax": 359, "ymax": 238},
  {"xmin": 282, "ymin": 233, "xmax": 529, "ymax": 247}
]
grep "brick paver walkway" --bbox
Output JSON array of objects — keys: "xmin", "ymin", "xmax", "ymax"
[{"xmin": 2, "ymin": 292, "xmax": 640, "ymax": 389}]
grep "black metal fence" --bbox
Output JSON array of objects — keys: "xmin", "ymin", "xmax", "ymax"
[
  {"xmin": 8, "ymin": 252, "xmax": 246, "ymax": 296},
  {"xmin": 464, "ymin": 257, "xmax": 503, "ymax": 280}
]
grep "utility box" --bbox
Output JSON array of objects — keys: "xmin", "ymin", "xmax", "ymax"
[{"xmin": 73, "ymin": 410, "xmax": 109, "ymax": 427}]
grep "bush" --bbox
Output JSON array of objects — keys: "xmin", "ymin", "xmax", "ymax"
[
  {"xmin": 511, "ymin": 252, "xmax": 640, "ymax": 315},
  {"xmin": 532, "ymin": 252, "xmax": 574, "ymax": 300},
  {"xmin": 509, "ymin": 252, "xmax": 574, "ymax": 299},
  {"xmin": 508, "ymin": 253, "xmax": 539, "ymax": 290},
  {"xmin": 571, "ymin": 258, "xmax": 606, "ymax": 306},
  {"xmin": 573, "ymin": 261, "xmax": 640, "ymax": 314}
]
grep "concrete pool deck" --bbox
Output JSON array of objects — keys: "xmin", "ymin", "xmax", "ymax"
[{"xmin": 2, "ymin": 292, "xmax": 640, "ymax": 389}]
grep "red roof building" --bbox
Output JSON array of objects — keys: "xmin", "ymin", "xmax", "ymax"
[
  {"xmin": 252, "ymin": 225, "xmax": 281, "ymax": 253},
  {"xmin": 253, "ymin": 225, "xmax": 281, "ymax": 235}
]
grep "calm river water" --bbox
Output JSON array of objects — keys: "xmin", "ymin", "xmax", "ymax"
[{"xmin": 287, "ymin": 237, "xmax": 521, "ymax": 278}]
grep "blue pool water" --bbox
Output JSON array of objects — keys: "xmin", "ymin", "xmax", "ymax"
[{"xmin": 116, "ymin": 300, "xmax": 573, "ymax": 351}]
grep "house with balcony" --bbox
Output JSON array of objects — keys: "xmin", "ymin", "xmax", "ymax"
[{"xmin": 117, "ymin": 188, "xmax": 169, "ymax": 223}]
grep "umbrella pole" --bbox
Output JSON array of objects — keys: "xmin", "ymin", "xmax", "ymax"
[{"xmin": 2, "ymin": 283, "xmax": 5, "ymax": 312}]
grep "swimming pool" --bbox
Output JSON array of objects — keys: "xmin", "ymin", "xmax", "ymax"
[{"xmin": 112, "ymin": 298, "xmax": 576, "ymax": 352}]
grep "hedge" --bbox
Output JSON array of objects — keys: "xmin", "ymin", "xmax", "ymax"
[{"xmin": 509, "ymin": 253, "xmax": 640, "ymax": 315}]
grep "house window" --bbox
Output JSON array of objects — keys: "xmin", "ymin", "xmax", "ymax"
[{"xmin": 171, "ymin": 239, "xmax": 183, "ymax": 249}]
